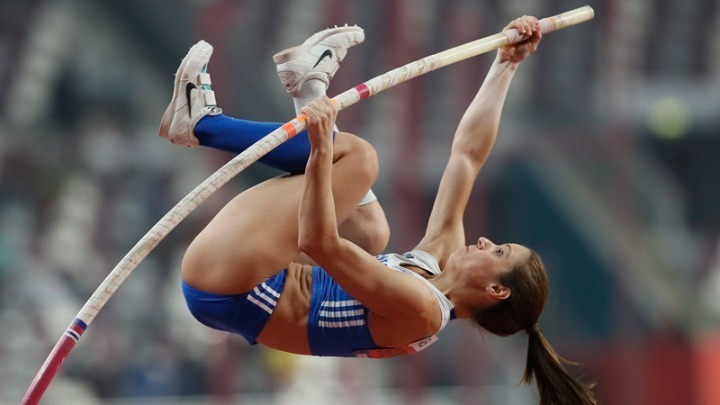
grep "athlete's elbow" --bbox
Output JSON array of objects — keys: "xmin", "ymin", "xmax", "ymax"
[
  {"xmin": 415, "ymin": 300, "xmax": 441, "ymax": 332},
  {"xmin": 298, "ymin": 231, "xmax": 339, "ymax": 259},
  {"xmin": 451, "ymin": 140, "xmax": 490, "ymax": 168},
  {"xmin": 297, "ymin": 231, "xmax": 320, "ymax": 254}
]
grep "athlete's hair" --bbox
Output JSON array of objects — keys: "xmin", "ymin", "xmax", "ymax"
[{"xmin": 471, "ymin": 249, "xmax": 597, "ymax": 405}]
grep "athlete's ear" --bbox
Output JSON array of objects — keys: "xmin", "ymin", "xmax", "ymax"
[{"xmin": 486, "ymin": 284, "xmax": 510, "ymax": 300}]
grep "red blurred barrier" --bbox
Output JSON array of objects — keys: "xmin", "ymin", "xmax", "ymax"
[
  {"xmin": 696, "ymin": 332, "xmax": 720, "ymax": 405},
  {"xmin": 592, "ymin": 333, "xmax": 694, "ymax": 405}
]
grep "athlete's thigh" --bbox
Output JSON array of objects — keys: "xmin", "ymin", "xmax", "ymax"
[
  {"xmin": 182, "ymin": 174, "xmax": 304, "ymax": 294},
  {"xmin": 182, "ymin": 132, "xmax": 377, "ymax": 294}
]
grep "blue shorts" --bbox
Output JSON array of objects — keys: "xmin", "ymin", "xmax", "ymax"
[{"xmin": 182, "ymin": 271, "xmax": 286, "ymax": 345}]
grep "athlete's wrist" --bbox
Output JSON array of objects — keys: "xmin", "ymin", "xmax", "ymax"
[{"xmin": 494, "ymin": 53, "xmax": 521, "ymax": 69}]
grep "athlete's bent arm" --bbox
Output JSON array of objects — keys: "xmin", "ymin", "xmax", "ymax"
[
  {"xmin": 416, "ymin": 16, "xmax": 542, "ymax": 266},
  {"xmin": 298, "ymin": 97, "xmax": 439, "ymax": 326}
]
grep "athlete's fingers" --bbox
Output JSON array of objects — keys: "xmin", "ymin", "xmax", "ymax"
[{"xmin": 302, "ymin": 103, "xmax": 321, "ymax": 121}]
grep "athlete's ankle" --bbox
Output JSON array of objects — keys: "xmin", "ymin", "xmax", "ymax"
[{"xmin": 292, "ymin": 79, "xmax": 328, "ymax": 115}]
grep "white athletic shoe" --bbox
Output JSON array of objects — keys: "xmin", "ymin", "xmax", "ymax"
[
  {"xmin": 273, "ymin": 25, "xmax": 364, "ymax": 96},
  {"xmin": 158, "ymin": 40, "xmax": 222, "ymax": 147}
]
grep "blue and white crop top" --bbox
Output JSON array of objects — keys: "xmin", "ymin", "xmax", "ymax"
[{"xmin": 377, "ymin": 250, "xmax": 455, "ymax": 331}]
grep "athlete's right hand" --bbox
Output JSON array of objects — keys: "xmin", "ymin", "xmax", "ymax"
[
  {"xmin": 498, "ymin": 16, "xmax": 542, "ymax": 64},
  {"xmin": 302, "ymin": 96, "xmax": 338, "ymax": 152}
]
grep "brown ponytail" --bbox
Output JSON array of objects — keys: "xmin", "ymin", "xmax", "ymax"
[
  {"xmin": 524, "ymin": 324, "xmax": 596, "ymax": 405},
  {"xmin": 472, "ymin": 250, "xmax": 597, "ymax": 404}
]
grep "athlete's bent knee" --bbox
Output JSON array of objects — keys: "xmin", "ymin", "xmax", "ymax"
[{"xmin": 345, "ymin": 135, "xmax": 379, "ymax": 188}]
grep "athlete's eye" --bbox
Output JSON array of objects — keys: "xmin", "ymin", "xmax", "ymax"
[{"xmin": 495, "ymin": 248, "xmax": 503, "ymax": 256}]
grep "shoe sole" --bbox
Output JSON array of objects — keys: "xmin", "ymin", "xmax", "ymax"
[
  {"xmin": 272, "ymin": 26, "xmax": 363, "ymax": 64},
  {"xmin": 158, "ymin": 40, "xmax": 213, "ymax": 139}
]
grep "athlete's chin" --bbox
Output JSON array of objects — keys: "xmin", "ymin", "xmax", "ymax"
[{"xmin": 450, "ymin": 246, "xmax": 464, "ymax": 258}]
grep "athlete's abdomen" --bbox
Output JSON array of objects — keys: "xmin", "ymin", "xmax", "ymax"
[{"xmin": 256, "ymin": 262, "xmax": 314, "ymax": 354}]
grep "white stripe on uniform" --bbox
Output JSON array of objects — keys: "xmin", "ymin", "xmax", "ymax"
[
  {"xmin": 318, "ymin": 319, "xmax": 366, "ymax": 328},
  {"xmin": 247, "ymin": 295, "xmax": 274, "ymax": 315},
  {"xmin": 320, "ymin": 300, "xmax": 362, "ymax": 308},
  {"xmin": 253, "ymin": 286, "xmax": 278, "ymax": 306},
  {"xmin": 319, "ymin": 309, "xmax": 364, "ymax": 318},
  {"xmin": 260, "ymin": 282, "xmax": 280, "ymax": 298}
]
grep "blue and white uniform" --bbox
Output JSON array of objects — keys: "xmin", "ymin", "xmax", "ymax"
[{"xmin": 182, "ymin": 250, "xmax": 455, "ymax": 358}]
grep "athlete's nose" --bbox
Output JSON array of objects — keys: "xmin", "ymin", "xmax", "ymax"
[{"xmin": 477, "ymin": 237, "xmax": 495, "ymax": 250}]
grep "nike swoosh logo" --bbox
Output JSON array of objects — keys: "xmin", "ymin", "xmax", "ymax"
[
  {"xmin": 313, "ymin": 49, "xmax": 332, "ymax": 68},
  {"xmin": 185, "ymin": 82, "xmax": 197, "ymax": 117}
]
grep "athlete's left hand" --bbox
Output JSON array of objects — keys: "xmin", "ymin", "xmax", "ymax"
[
  {"xmin": 498, "ymin": 16, "xmax": 542, "ymax": 64},
  {"xmin": 303, "ymin": 96, "xmax": 338, "ymax": 152}
]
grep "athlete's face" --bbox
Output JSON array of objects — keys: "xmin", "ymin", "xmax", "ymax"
[{"xmin": 451, "ymin": 237, "xmax": 531, "ymax": 286}]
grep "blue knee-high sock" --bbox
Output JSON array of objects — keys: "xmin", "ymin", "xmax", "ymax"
[{"xmin": 194, "ymin": 114, "xmax": 314, "ymax": 174}]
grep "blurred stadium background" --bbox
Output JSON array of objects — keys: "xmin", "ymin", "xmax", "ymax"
[{"xmin": 1, "ymin": 0, "xmax": 719, "ymax": 404}]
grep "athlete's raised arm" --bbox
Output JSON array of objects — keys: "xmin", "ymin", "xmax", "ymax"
[{"xmin": 416, "ymin": 16, "xmax": 542, "ymax": 266}]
